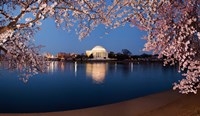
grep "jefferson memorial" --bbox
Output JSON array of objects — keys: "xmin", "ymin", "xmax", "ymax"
[{"xmin": 86, "ymin": 46, "xmax": 108, "ymax": 59}]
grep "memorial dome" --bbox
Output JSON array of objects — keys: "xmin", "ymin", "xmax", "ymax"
[{"xmin": 91, "ymin": 46, "xmax": 107, "ymax": 52}]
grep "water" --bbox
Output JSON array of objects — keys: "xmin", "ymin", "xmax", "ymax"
[{"xmin": 0, "ymin": 61, "xmax": 182, "ymax": 113}]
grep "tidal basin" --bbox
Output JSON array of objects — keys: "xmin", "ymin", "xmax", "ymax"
[{"xmin": 0, "ymin": 62, "xmax": 182, "ymax": 113}]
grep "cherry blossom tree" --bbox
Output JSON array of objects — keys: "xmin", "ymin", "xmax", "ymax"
[
  {"xmin": 139, "ymin": 0, "xmax": 200, "ymax": 94},
  {"xmin": 145, "ymin": 0, "xmax": 200, "ymax": 94},
  {"xmin": 0, "ymin": 0, "xmax": 108, "ymax": 81},
  {"xmin": 104, "ymin": 0, "xmax": 200, "ymax": 94}
]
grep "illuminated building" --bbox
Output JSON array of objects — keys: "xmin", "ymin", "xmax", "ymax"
[{"xmin": 86, "ymin": 46, "xmax": 108, "ymax": 60}]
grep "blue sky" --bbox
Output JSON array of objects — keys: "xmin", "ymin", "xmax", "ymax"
[{"xmin": 35, "ymin": 19, "xmax": 148, "ymax": 55}]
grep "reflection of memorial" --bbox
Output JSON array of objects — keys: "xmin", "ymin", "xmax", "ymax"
[{"xmin": 86, "ymin": 63, "xmax": 107, "ymax": 83}]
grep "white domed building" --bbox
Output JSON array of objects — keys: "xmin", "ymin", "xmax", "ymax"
[{"xmin": 86, "ymin": 46, "xmax": 108, "ymax": 60}]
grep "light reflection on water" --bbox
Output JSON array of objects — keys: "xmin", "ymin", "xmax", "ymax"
[
  {"xmin": 61, "ymin": 62, "xmax": 65, "ymax": 71},
  {"xmin": 130, "ymin": 63, "xmax": 133, "ymax": 72},
  {"xmin": 45, "ymin": 61, "xmax": 179, "ymax": 85},
  {"xmin": 75, "ymin": 62, "xmax": 77, "ymax": 77},
  {"xmin": 0, "ymin": 61, "xmax": 183, "ymax": 113},
  {"xmin": 86, "ymin": 63, "xmax": 108, "ymax": 84},
  {"xmin": 47, "ymin": 61, "xmax": 58, "ymax": 73},
  {"xmin": 47, "ymin": 62, "xmax": 108, "ymax": 83}
]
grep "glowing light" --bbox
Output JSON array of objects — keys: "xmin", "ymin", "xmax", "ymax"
[
  {"xmin": 60, "ymin": 62, "xmax": 65, "ymax": 71},
  {"xmin": 47, "ymin": 61, "xmax": 58, "ymax": 73},
  {"xmin": 74, "ymin": 62, "xmax": 77, "ymax": 77},
  {"xmin": 131, "ymin": 63, "xmax": 133, "ymax": 72},
  {"xmin": 86, "ymin": 63, "xmax": 107, "ymax": 84}
]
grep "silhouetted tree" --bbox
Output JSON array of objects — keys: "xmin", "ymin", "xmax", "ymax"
[
  {"xmin": 140, "ymin": 53, "xmax": 152, "ymax": 58},
  {"xmin": 116, "ymin": 53, "xmax": 129, "ymax": 60},
  {"xmin": 122, "ymin": 49, "xmax": 132, "ymax": 56},
  {"xmin": 75, "ymin": 54, "xmax": 87, "ymax": 61},
  {"xmin": 108, "ymin": 51, "xmax": 116, "ymax": 59}
]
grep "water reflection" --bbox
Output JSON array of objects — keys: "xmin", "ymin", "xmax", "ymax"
[
  {"xmin": 0, "ymin": 61, "xmax": 183, "ymax": 113},
  {"xmin": 47, "ymin": 62, "xmax": 78, "ymax": 76},
  {"xmin": 86, "ymin": 63, "xmax": 107, "ymax": 84},
  {"xmin": 45, "ymin": 62, "xmax": 179, "ymax": 82},
  {"xmin": 115, "ymin": 62, "xmax": 117, "ymax": 72},
  {"xmin": 74, "ymin": 62, "xmax": 77, "ymax": 77},
  {"xmin": 47, "ymin": 62, "xmax": 58, "ymax": 73},
  {"xmin": 130, "ymin": 63, "xmax": 133, "ymax": 72},
  {"xmin": 120, "ymin": 63, "xmax": 132, "ymax": 76},
  {"xmin": 60, "ymin": 62, "xmax": 65, "ymax": 71}
]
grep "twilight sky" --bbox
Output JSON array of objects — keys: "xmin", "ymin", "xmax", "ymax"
[{"xmin": 35, "ymin": 18, "xmax": 148, "ymax": 55}]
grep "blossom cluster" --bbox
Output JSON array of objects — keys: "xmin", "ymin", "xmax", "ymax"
[{"xmin": 130, "ymin": 0, "xmax": 200, "ymax": 94}]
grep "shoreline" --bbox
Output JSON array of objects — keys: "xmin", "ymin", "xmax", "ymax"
[
  {"xmin": 1, "ymin": 90, "xmax": 200, "ymax": 116},
  {"xmin": 47, "ymin": 59, "xmax": 164, "ymax": 63}
]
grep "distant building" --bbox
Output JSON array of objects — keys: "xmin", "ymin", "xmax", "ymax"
[
  {"xmin": 57, "ymin": 52, "xmax": 78, "ymax": 60},
  {"xmin": 57, "ymin": 52, "xmax": 68, "ymax": 60},
  {"xmin": 43, "ymin": 52, "xmax": 57, "ymax": 61},
  {"xmin": 44, "ymin": 52, "xmax": 55, "ymax": 59},
  {"xmin": 86, "ymin": 46, "xmax": 108, "ymax": 59}
]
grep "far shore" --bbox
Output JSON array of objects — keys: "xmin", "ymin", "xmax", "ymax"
[
  {"xmin": 46, "ymin": 59, "xmax": 164, "ymax": 63},
  {"xmin": 1, "ymin": 90, "xmax": 200, "ymax": 116}
]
